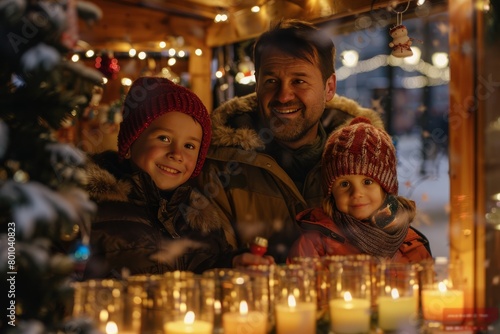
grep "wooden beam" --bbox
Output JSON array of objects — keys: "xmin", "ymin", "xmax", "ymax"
[
  {"xmin": 448, "ymin": 0, "xmax": 477, "ymax": 318},
  {"xmin": 78, "ymin": 0, "xmax": 209, "ymax": 51}
]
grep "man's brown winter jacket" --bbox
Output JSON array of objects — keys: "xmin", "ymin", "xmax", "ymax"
[{"xmin": 195, "ymin": 93, "xmax": 383, "ymax": 263}]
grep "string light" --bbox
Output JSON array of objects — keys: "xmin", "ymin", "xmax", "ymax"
[
  {"xmin": 72, "ymin": 48, "xmax": 200, "ymax": 60},
  {"xmin": 214, "ymin": 12, "xmax": 228, "ymax": 23}
]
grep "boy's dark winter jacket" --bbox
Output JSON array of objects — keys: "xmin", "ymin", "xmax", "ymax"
[{"xmin": 83, "ymin": 151, "xmax": 235, "ymax": 279}]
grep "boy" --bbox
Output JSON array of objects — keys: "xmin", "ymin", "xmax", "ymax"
[{"xmin": 83, "ymin": 77, "xmax": 235, "ymax": 278}]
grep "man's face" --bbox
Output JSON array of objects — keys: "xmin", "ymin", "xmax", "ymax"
[{"xmin": 255, "ymin": 47, "xmax": 336, "ymax": 150}]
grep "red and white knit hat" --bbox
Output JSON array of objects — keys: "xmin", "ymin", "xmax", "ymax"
[
  {"xmin": 117, "ymin": 77, "xmax": 211, "ymax": 178},
  {"xmin": 322, "ymin": 116, "xmax": 398, "ymax": 196}
]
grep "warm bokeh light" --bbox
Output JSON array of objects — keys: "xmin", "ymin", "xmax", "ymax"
[
  {"xmin": 432, "ymin": 52, "xmax": 449, "ymax": 68},
  {"xmin": 341, "ymin": 50, "xmax": 359, "ymax": 67},
  {"xmin": 404, "ymin": 46, "xmax": 421, "ymax": 65},
  {"xmin": 214, "ymin": 13, "xmax": 228, "ymax": 22},
  {"xmin": 121, "ymin": 77, "xmax": 132, "ymax": 86}
]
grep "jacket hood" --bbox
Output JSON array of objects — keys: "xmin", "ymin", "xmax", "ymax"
[
  {"xmin": 84, "ymin": 153, "xmax": 228, "ymax": 235},
  {"xmin": 210, "ymin": 92, "xmax": 384, "ymax": 151}
]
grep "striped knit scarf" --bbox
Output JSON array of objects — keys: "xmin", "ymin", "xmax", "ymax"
[{"xmin": 332, "ymin": 195, "xmax": 414, "ymax": 259}]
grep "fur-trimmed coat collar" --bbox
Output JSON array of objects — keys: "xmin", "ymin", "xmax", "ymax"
[
  {"xmin": 210, "ymin": 92, "xmax": 384, "ymax": 150},
  {"xmin": 85, "ymin": 152, "xmax": 227, "ymax": 235}
]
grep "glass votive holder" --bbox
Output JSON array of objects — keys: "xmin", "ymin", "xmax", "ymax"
[
  {"xmin": 324, "ymin": 255, "xmax": 378, "ymax": 303},
  {"xmin": 274, "ymin": 264, "xmax": 317, "ymax": 334},
  {"xmin": 240, "ymin": 264, "xmax": 277, "ymax": 333},
  {"xmin": 72, "ymin": 279, "xmax": 125, "ymax": 333},
  {"xmin": 220, "ymin": 274, "xmax": 268, "ymax": 334},
  {"xmin": 375, "ymin": 261, "xmax": 419, "ymax": 333},
  {"xmin": 420, "ymin": 258, "xmax": 465, "ymax": 331},
  {"xmin": 163, "ymin": 271, "xmax": 214, "ymax": 334},
  {"xmin": 203, "ymin": 268, "xmax": 245, "ymax": 333},
  {"xmin": 328, "ymin": 259, "xmax": 372, "ymax": 334},
  {"xmin": 126, "ymin": 274, "xmax": 168, "ymax": 334},
  {"xmin": 289, "ymin": 256, "xmax": 330, "ymax": 322}
]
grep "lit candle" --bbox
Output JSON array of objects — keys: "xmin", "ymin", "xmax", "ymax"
[
  {"xmin": 164, "ymin": 311, "xmax": 213, "ymax": 334},
  {"xmin": 275, "ymin": 294, "xmax": 316, "ymax": 334},
  {"xmin": 329, "ymin": 291, "xmax": 371, "ymax": 334},
  {"xmin": 422, "ymin": 281, "xmax": 464, "ymax": 324},
  {"xmin": 377, "ymin": 288, "xmax": 418, "ymax": 331},
  {"xmin": 223, "ymin": 300, "xmax": 267, "ymax": 334}
]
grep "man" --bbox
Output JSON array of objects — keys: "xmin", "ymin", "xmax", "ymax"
[{"xmin": 196, "ymin": 19, "xmax": 384, "ymax": 264}]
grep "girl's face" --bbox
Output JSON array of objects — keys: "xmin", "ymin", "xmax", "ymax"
[
  {"xmin": 331, "ymin": 174, "xmax": 386, "ymax": 220},
  {"xmin": 128, "ymin": 111, "xmax": 202, "ymax": 191}
]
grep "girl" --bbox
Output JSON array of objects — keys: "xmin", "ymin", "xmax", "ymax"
[{"xmin": 288, "ymin": 117, "xmax": 432, "ymax": 263}]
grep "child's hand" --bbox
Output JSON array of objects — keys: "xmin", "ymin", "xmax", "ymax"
[{"xmin": 232, "ymin": 253, "xmax": 275, "ymax": 268}]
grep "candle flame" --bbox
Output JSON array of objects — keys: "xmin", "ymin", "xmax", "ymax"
[
  {"xmin": 287, "ymin": 294, "xmax": 297, "ymax": 308},
  {"xmin": 184, "ymin": 311, "xmax": 195, "ymax": 324},
  {"xmin": 343, "ymin": 291, "xmax": 352, "ymax": 302},
  {"xmin": 105, "ymin": 321, "xmax": 118, "ymax": 334},
  {"xmin": 391, "ymin": 288, "xmax": 400, "ymax": 299},
  {"xmin": 239, "ymin": 300, "xmax": 248, "ymax": 315},
  {"xmin": 438, "ymin": 281, "xmax": 448, "ymax": 292}
]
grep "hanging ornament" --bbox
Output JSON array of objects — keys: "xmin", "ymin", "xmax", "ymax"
[{"xmin": 388, "ymin": 1, "xmax": 413, "ymax": 58}]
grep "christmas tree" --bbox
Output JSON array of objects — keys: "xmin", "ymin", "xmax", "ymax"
[{"xmin": 0, "ymin": 0, "xmax": 104, "ymax": 332}]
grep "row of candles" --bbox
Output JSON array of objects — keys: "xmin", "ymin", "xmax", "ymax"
[{"xmin": 72, "ymin": 256, "xmax": 465, "ymax": 333}]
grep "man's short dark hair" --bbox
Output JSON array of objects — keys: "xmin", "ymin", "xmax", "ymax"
[{"xmin": 253, "ymin": 19, "xmax": 336, "ymax": 83}]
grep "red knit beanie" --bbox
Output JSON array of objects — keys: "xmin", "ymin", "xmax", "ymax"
[
  {"xmin": 322, "ymin": 116, "xmax": 398, "ymax": 196},
  {"xmin": 118, "ymin": 77, "xmax": 211, "ymax": 178}
]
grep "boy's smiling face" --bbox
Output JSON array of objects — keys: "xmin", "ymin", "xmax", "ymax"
[{"xmin": 128, "ymin": 111, "xmax": 202, "ymax": 191}]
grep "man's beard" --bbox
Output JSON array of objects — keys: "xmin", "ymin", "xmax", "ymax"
[{"xmin": 267, "ymin": 114, "xmax": 317, "ymax": 143}]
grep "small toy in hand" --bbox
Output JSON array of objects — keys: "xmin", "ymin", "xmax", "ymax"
[
  {"xmin": 389, "ymin": 24, "xmax": 413, "ymax": 58},
  {"xmin": 250, "ymin": 236, "xmax": 268, "ymax": 256}
]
